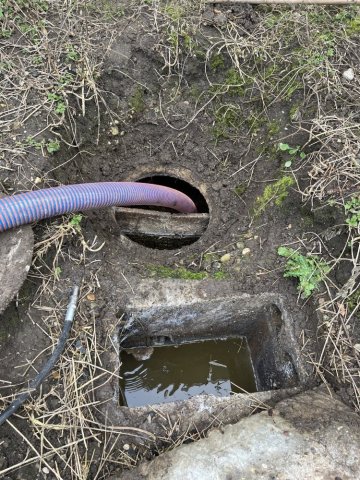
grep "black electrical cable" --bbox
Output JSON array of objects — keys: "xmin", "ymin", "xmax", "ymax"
[{"xmin": 0, "ymin": 286, "xmax": 79, "ymax": 426}]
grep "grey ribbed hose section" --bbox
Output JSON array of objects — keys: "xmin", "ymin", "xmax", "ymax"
[{"xmin": 0, "ymin": 182, "xmax": 197, "ymax": 232}]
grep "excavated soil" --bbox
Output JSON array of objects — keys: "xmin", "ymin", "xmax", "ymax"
[{"xmin": 0, "ymin": 2, "xmax": 356, "ymax": 478}]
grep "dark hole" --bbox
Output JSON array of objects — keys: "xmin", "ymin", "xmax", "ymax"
[
  {"xmin": 121, "ymin": 174, "xmax": 209, "ymax": 250},
  {"xmin": 136, "ymin": 175, "xmax": 209, "ymax": 213}
]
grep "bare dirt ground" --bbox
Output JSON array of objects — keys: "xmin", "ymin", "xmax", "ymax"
[{"xmin": 0, "ymin": 1, "xmax": 360, "ymax": 478}]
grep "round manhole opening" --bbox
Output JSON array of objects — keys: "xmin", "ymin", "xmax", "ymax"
[
  {"xmin": 115, "ymin": 175, "xmax": 210, "ymax": 250},
  {"xmin": 138, "ymin": 175, "xmax": 209, "ymax": 214}
]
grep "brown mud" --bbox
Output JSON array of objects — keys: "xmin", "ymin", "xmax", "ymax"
[{"xmin": 0, "ymin": 2, "xmax": 358, "ymax": 478}]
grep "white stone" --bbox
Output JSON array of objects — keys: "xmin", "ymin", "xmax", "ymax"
[
  {"xmin": 220, "ymin": 253, "xmax": 231, "ymax": 263},
  {"xmin": 343, "ymin": 68, "xmax": 355, "ymax": 81}
]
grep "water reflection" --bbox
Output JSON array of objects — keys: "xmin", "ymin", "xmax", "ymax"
[{"xmin": 120, "ymin": 338, "xmax": 256, "ymax": 407}]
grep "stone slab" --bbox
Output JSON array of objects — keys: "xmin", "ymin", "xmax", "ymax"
[
  {"xmin": 119, "ymin": 388, "xmax": 360, "ymax": 480},
  {"xmin": 0, "ymin": 226, "xmax": 34, "ymax": 314}
]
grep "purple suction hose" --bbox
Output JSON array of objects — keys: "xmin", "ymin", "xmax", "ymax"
[{"xmin": 0, "ymin": 182, "xmax": 197, "ymax": 233}]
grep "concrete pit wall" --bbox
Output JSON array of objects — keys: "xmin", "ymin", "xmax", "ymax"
[{"xmin": 97, "ymin": 280, "xmax": 310, "ymax": 444}]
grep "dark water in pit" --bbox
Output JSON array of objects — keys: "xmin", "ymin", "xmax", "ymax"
[{"xmin": 119, "ymin": 338, "xmax": 257, "ymax": 407}]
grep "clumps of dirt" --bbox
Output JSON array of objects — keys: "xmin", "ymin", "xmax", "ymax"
[{"xmin": 202, "ymin": 3, "xmax": 258, "ymax": 30}]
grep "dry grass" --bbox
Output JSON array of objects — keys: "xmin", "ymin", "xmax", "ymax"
[
  {"xmin": 1, "ymin": 1, "xmax": 360, "ymax": 478},
  {"xmin": 23, "ymin": 310, "xmax": 144, "ymax": 479},
  {"xmin": 0, "ymin": 2, "xmax": 150, "ymax": 477},
  {"xmin": 302, "ymin": 116, "xmax": 360, "ymax": 204},
  {"xmin": 0, "ymin": 227, "xmax": 154, "ymax": 478},
  {"xmin": 298, "ymin": 115, "xmax": 360, "ymax": 411},
  {"xmin": 137, "ymin": 1, "xmax": 360, "ymax": 151},
  {"xmin": 0, "ymin": 0, "xmax": 124, "ymax": 192},
  {"xmin": 203, "ymin": 4, "xmax": 360, "ymax": 412}
]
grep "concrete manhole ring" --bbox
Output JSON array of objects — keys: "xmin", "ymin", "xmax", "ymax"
[{"xmin": 117, "ymin": 169, "xmax": 211, "ymax": 249}]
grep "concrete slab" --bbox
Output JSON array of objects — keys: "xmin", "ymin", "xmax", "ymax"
[
  {"xmin": 114, "ymin": 207, "xmax": 209, "ymax": 248},
  {"xmin": 0, "ymin": 226, "xmax": 34, "ymax": 314},
  {"xmin": 99, "ymin": 279, "xmax": 309, "ymax": 444},
  {"xmin": 119, "ymin": 388, "xmax": 360, "ymax": 480}
]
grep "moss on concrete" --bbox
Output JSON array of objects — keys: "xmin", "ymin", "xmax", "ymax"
[
  {"xmin": 148, "ymin": 265, "xmax": 208, "ymax": 280},
  {"xmin": 147, "ymin": 265, "xmax": 228, "ymax": 281}
]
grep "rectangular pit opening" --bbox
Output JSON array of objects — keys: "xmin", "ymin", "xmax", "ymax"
[
  {"xmin": 120, "ymin": 337, "xmax": 257, "ymax": 407},
  {"xmin": 118, "ymin": 295, "xmax": 300, "ymax": 408}
]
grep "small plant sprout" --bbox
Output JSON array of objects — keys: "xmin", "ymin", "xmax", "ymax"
[
  {"xmin": 46, "ymin": 139, "xmax": 61, "ymax": 154},
  {"xmin": 69, "ymin": 214, "xmax": 83, "ymax": 232},
  {"xmin": 345, "ymin": 197, "xmax": 360, "ymax": 229},
  {"xmin": 278, "ymin": 143, "xmax": 306, "ymax": 168},
  {"xmin": 21, "ymin": 136, "xmax": 61, "ymax": 155},
  {"xmin": 24, "ymin": 136, "xmax": 44, "ymax": 150},
  {"xmin": 47, "ymin": 92, "xmax": 66, "ymax": 115},
  {"xmin": 65, "ymin": 45, "xmax": 80, "ymax": 62},
  {"xmin": 277, "ymin": 246, "xmax": 330, "ymax": 298},
  {"xmin": 54, "ymin": 266, "xmax": 62, "ymax": 280}
]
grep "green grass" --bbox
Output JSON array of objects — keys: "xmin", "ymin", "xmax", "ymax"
[
  {"xmin": 47, "ymin": 92, "xmax": 66, "ymax": 115},
  {"xmin": 213, "ymin": 271, "xmax": 227, "ymax": 280},
  {"xmin": 46, "ymin": 139, "xmax": 61, "ymax": 153},
  {"xmin": 87, "ymin": 0, "xmax": 124, "ymax": 20},
  {"xmin": 20, "ymin": 136, "xmax": 61, "ymax": 153},
  {"xmin": 345, "ymin": 15, "xmax": 360, "ymax": 35},
  {"xmin": 65, "ymin": 44, "xmax": 80, "ymax": 62},
  {"xmin": 267, "ymin": 120, "xmax": 280, "ymax": 136},
  {"xmin": 0, "ymin": 0, "xmax": 48, "ymax": 39},
  {"xmin": 69, "ymin": 214, "xmax": 83, "ymax": 231},
  {"xmin": 224, "ymin": 68, "xmax": 246, "ymax": 96},
  {"xmin": 164, "ymin": 3, "xmax": 183, "ymax": 21},
  {"xmin": 347, "ymin": 289, "xmax": 360, "ymax": 311}
]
